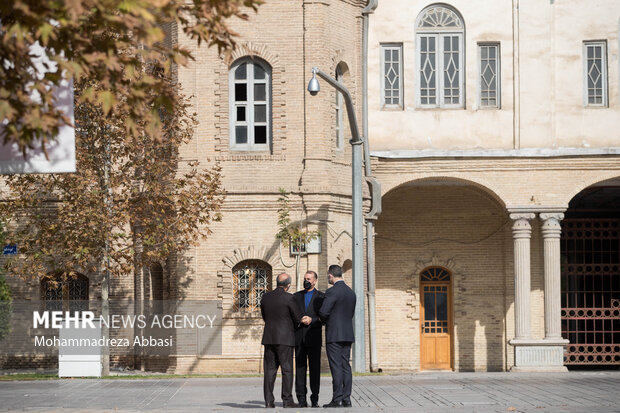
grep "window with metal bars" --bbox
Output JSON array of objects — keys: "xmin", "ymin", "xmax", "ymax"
[
  {"xmin": 478, "ymin": 43, "xmax": 500, "ymax": 109},
  {"xmin": 40, "ymin": 273, "xmax": 89, "ymax": 312},
  {"xmin": 583, "ymin": 41, "xmax": 608, "ymax": 107},
  {"xmin": 232, "ymin": 260, "xmax": 272, "ymax": 312},
  {"xmin": 380, "ymin": 43, "xmax": 403, "ymax": 109},
  {"xmin": 561, "ymin": 219, "xmax": 620, "ymax": 365}
]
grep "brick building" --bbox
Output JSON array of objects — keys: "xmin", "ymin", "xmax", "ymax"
[{"xmin": 368, "ymin": 0, "xmax": 620, "ymax": 371}]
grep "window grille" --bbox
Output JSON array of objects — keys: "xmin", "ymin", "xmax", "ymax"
[
  {"xmin": 381, "ymin": 44, "xmax": 403, "ymax": 108},
  {"xmin": 41, "ymin": 273, "xmax": 89, "ymax": 312},
  {"xmin": 416, "ymin": 5, "xmax": 464, "ymax": 108},
  {"xmin": 479, "ymin": 43, "xmax": 500, "ymax": 108},
  {"xmin": 232, "ymin": 260, "xmax": 272, "ymax": 312},
  {"xmin": 583, "ymin": 41, "xmax": 608, "ymax": 107}
]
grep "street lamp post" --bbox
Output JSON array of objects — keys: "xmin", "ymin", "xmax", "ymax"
[{"xmin": 307, "ymin": 67, "xmax": 366, "ymax": 372}]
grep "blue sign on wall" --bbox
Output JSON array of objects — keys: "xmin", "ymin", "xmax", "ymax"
[{"xmin": 3, "ymin": 244, "xmax": 17, "ymax": 255}]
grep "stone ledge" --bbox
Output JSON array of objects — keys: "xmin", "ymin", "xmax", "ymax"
[
  {"xmin": 509, "ymin": 339, "xmax": 569, "ymax": 346},
  {"xmin": 510, "ymin": 366, "xmax": 569, "ymax": 372}
]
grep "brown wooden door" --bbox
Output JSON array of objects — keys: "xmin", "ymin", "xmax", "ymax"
[{"xmin": 420, "ymin": 267, "xmax": 452, "ymax": 370}]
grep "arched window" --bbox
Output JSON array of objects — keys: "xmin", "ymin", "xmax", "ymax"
[
  {"xmin": 41, "ymin": 272, "xmax": 89, "ymax": 312},
  {"xmin": 150, "ymin": 262, "xmax": 164, "ymax": 314},
  {"xmin": 232, "ymin": 260, "xmax": 272, "ymax": 312},
  {"xmin": 229, "ymin": 57, "xmax": 271, "ymax": 150},
  {"xmin": 420, "ymin": 266, "xmax": 451, "ymax": 282},
  {"xmin": 335, "ymin": 64, "xmax": 346, "ymax": 150},
  {"xmin": 416, "ymin": 5, "xmax": 464, "ymax": 108},
  {"xmin": 150, "ymin": 263, "xmax": 164, "ymax": 302}
]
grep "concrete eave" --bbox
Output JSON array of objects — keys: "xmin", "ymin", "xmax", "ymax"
[{"xmin": 371, "ymin": 147, "xmax": 620, "ymax": 159}]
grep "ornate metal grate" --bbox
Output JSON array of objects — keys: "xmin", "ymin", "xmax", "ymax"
[
  {"xmin": 41, "ymin": 273, "xmax": 89, "ymax": 312},
  {"xmin": 561, "ymin": 219, "xmax": 620, "ymax": 365},
  {"xmin": 232, "ymin": 260, "xmax": 271, "ymax": 312}
]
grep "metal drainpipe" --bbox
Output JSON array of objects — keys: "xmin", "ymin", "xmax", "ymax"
[{"xmin": 362, "ymin": 0, "xmax": 380, "ymax": 373}]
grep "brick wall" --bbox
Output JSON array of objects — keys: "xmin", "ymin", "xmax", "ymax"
[{"xmin": 375, "ymin": 183, "xmax": 533, "ymax": 372}]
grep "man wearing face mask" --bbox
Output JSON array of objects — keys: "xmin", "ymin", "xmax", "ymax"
[{"xmin": 293, "ymin": 270, "xmax": 325, "ymax": 408}]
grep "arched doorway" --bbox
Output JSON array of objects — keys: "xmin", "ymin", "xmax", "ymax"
[
  {"xmin": 375, "ymin": 178, "xmax": 508, "ymax": 371},
  {"xmin": 561, "ymin": 182, "xmax": 620, "ymax": 368},
  {"xmin": 420, "ymin": 267, "xmax": 452, "ymax": 370}
]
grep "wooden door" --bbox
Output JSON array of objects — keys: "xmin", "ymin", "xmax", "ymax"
[{"xmin": 420, "ymin": 267, "xmax": 452, "ymax": 370}]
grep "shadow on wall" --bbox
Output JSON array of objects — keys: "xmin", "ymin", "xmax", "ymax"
[
  {"xmin": 375, "ymin": 181, "xmax": 510, "ymax": 372},
  {"xmin": 182, "ymin": 203, "xmax": 341, "ymax": 374}
]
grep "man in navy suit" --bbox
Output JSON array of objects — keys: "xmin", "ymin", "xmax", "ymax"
[
  {"xmin": 293, "ymin": 270, "xmax": 325, "ymax": 407},
  {"xmin": 319, "ymin": 264, "xmax": 356, "ymax": 408},
  {"xmin": 260, "ymin": 273, "xmax": 303, "ymax": 408}
]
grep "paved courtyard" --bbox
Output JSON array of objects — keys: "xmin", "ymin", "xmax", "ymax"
[{"xmin": 0, "ymin": 372, "xmax": 619, "ymax": 412}]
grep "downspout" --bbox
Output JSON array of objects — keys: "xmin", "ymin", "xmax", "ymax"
[{"xmin": 362, "ymin": 0, "xmax": 380, "ymax": 373}]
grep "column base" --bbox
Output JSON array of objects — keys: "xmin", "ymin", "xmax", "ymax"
[
  {"xmin": 510, "ymin": 365, "xmax": 568, "ymax": 372},
  {"xmin": 509, "ymin": 339, "xmax": 569, "ymax": 372}
]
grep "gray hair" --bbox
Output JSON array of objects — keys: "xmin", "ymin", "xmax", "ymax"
[{"xmin": 276, "ymin": 273, "xmax": 292, "ymax": 287}]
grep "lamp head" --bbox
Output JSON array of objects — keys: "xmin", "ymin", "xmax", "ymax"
[{"xmin": 307, "ymin": 68, "xmax": 320, "ymax": 96}]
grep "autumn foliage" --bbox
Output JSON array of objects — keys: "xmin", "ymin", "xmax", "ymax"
[
  {"xmin": 1, "ymin": 65, "xmax": 225, "ymax": 281},
  {"xmin": 0, "ymin": 0, "xmax": 261, "ymax": 154},
  {"xmin": 0, "ymin": 0, "xmax": 256, "ymax": 281}
]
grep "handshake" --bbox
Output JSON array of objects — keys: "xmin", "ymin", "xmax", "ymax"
[{"xmin": 300, "ymin": 315, "xmax": 312, "ymax": 326}]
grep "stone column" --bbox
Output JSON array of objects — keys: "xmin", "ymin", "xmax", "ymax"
[
  {"xmin": 540, "ymin": 213, "xmax": 564, "ymax": 340},
  {"xmin": 510, "ymin": 213, "xmax": 535, "ymax": 340},
  {"xmin": 509, "ymin": 210, "xmax": 568, "ymax": 372}
]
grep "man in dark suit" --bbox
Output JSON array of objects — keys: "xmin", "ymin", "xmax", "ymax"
[
  {"xmin": 260, "ymin": 273, "xmax": 303, "ymax": 408},
  {"xmin": 293, "ymin": 270, "xmax": 325, "ymax": 408},
  {"xmin": 319, "ymin": 264, "xmax": 356, "ymax": 408}
]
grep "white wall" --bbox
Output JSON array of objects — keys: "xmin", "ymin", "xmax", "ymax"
[{"xmin": 367, "ymin": 0, "xmax": 620, "ymax": 152}]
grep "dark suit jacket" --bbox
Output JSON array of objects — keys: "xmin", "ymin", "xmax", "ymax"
[
  {"xmin": 318, "ymin": 280, "xmax": 356, "ymax": 343},
  {"xmin": 260, "ymin": 287, "xmax": 303, "ymax": 346},
  {"xmin": 293, "ymin": 289, "xmax": 325, "ymax": 347}
]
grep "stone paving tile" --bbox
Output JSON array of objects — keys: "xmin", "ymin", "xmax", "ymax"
[{"xmin": 0, "ymin": 372, "xmax": 619, "ymax": 412}]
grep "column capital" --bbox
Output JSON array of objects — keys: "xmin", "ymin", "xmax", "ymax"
[
  {"xmin": 509, "ymin": 212, "xmax": 536, "ymax": 221},
  {"xmin": 540, "ymin": 213, "xmax": 564, "ymax": 238},
  {"xmin": 539, "ymin": 212, "xmax": 565, "ymax": 222},
  {"xmin": 510, "ymin": 213, "xmax": 535, "ymax": 237}
]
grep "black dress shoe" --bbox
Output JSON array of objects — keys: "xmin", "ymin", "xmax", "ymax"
[
  {"xmin": 265, "ymin": 402, "xmax": 275, "ymax": 408},
  {"xmin": 298, "ymin": 401, "xmax": 308, "ymax": 408},
  {"xmin": 283, "ymin": 402, "xmax": 300, "ymax": 408},
  {"xmin": 323, "ymin": 400, "xmax": 343, "ymax": 408},
  {"xmin": 311, "ymin": 402, "xmax": 320, "ymax": 408},
  {"xmin": 342, "ymin": 401, "xmax": 352, "ymax": 407}
]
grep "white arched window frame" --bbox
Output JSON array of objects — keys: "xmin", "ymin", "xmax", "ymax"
[
  {"xmin": 229, "ymin": 58, "xmax": 271, "ymax": 150},
  {"xmin": 415, "ymin": 5, "xmax": 465, "ymax": 109}
]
